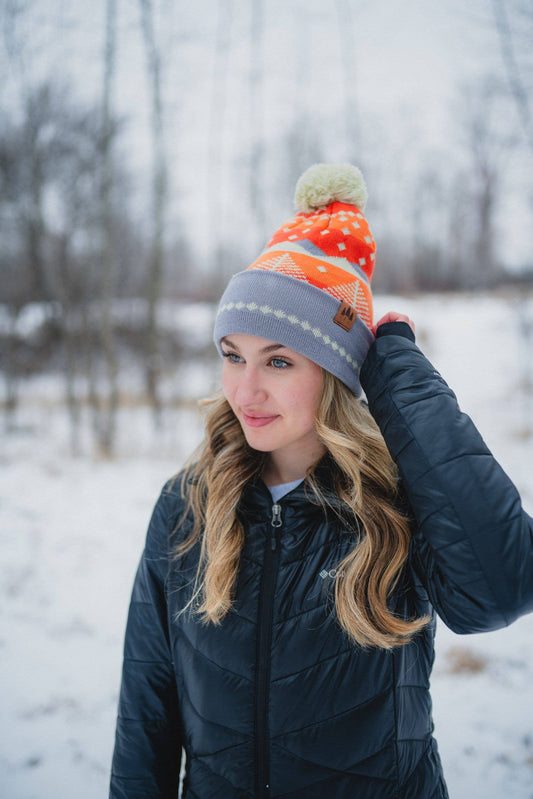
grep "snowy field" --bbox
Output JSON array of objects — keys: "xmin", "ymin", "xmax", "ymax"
[{"xmin": 1, "ymin": 291, "xmax": 533, "ymax": 799}]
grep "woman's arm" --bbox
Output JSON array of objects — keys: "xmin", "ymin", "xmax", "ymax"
[
  {"xmin": 361, "ymin": 317, "xmax": 533, "ymax": 634},
  {"xmin": 110, "ymin": 483, "xmax": 182, "ymax": 799}
]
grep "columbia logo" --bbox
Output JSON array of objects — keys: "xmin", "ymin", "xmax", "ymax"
[{"xmin": 319, "ymin": 568, "xmax": 344, "ymax": 580}]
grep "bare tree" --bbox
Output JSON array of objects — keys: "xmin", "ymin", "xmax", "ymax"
[
  {"xmin": 50, "ymin": 105, "xmax": 111, "ymax": 456},
  {"xmin": 92, "ymin": 0, "xmax": 120, "ymax": 456},
  {"xmin": 139, "ymin": 0, "xmax": 167, "ymax": 422},
  {"xmin": 456, "ymin": 78, "xmax": 519, "ymax": 285},
  {"xmin": 334, "ymin": 0, "xmax": 361, "ymax": 160},
  {"xmin": 249, "ymin": 0, "xmax": 266, "ymax": 248},
  {"xmin": 492, "ymin": 0, "xmax": 533, "ymax": 153},
  {"xmin": 0, "ymin": 82, "xmax": 106, "ymax": 443},
  {"xmin": 0, "ymin": 85, "xmax": 67, "ymax": 427},
  {"xmin": 446, "ymin": 170, "xmax": 475, "ymax": 290},
  {"xmin": 284, "ymin": 3, "xmax": 326, "ymax": 195},
  {"xmin": 207, "ymin": 0, "xmax": 232, "ymax": 280},
  {"xmin": 409, "ymin": 166, "xmax": 446, "ymax": 291}
]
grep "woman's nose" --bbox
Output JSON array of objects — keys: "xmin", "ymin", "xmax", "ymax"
[{"xmin": 234, "ymin": 366, "xmax": 268, "ymax": 405}]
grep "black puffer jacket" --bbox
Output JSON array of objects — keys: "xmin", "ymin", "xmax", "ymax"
[{"xmin": 110, "ymin": 326, "xmax": 533, "ymax": 799}]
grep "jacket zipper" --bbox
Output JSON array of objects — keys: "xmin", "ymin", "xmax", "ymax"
[{"xmin": 255, "ymin": 502, "xmax": 283, "ymax": 798}]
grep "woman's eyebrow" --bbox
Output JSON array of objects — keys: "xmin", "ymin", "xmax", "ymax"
[
  {"xmin": 220, "ymin": 336, "xmax": 239, "ymax": 350},
  {"xmin": 261, "ymin": 343, "xmax": 287, "ymax": 353},
  {"xmin": 220, "ymin": 337, "xmax": 287, "ymax": 354}
]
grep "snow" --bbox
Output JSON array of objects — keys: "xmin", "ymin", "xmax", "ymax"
[{"xmin": 1, "ymin": 292, "xmax": 533, "ymax": 799}]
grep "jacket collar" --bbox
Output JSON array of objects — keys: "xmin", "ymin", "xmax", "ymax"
[{"xmin": 238, "ymin": 455, "xmax": 357, "ymax": 527}]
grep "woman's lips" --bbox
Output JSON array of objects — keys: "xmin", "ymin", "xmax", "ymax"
[{"xmin": 242, "ymin": 412, "xmax": 279, "ymax": 428}]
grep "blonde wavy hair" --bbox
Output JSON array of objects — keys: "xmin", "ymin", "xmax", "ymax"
[{"xmin": 175, "ymin": 369, "xmax": 429, "ymax": 649}]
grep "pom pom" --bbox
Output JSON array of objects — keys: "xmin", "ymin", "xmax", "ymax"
[{"xmin": 294, "ymin": 163, "xmax": 368, "ymax": 213}]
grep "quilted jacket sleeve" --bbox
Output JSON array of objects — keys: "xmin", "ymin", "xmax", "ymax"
[
  {"xmin": 360, "ymin": 324, "xmax": 533, "ymax": 634},
  {"xmin": 110, "ymin": 482, "xmax": 182, "ymax": 798}
]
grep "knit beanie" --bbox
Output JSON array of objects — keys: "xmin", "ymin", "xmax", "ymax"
[{"xmin": 213, "ymin": 163, "xmax": 376, "ymax": 396}]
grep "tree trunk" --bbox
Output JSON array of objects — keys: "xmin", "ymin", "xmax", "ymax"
[
  {"xmin": 3, "ymin": 311, "xmax": 20, "ymax": 433},
  {"xmin": 249, "ymin": 0, "xmax": 266, "ymax": 248},
  {"xmin": 139, "ymin": 0, "xmax": 167, "ymax": 424},
  {"xmin": 207, "ymin": 0, "xmax": 232, "ymax": 280},
  {"xmin": 335, "ymin": 0, "xmax": 361, "ymax": 160},
  {"xmin": 96, "ymin": 0, "xmax": 119, "ymax": 456},
  {"xmin": 492, "ymin": 0, "xmax": 533, "ymax": 154}
]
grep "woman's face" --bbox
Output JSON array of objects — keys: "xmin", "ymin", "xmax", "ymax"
[{"xmin": 221, "ymin": 334, "xmax": 325, "ymax": 478}]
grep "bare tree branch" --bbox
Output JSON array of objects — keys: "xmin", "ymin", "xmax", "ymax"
[{"xmin": 492, "ymin": 0, "xmax": 533, "ymax": 152}]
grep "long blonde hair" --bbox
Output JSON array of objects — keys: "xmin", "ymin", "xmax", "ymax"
[{"xmin": 175, "ymin": 370, "xmax": 429, "ymax": 648}]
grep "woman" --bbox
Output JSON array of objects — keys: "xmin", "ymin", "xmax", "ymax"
[{"xmin": 110, "ymin": 164, "xmax": 533, "ymax": 798}]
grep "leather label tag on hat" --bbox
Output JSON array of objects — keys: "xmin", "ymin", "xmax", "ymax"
[{"xmin": 333, "ymin": 301, "xmax": 357, "ymax": 331}]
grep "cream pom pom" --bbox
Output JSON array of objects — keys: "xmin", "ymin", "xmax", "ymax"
[{"xmin": 294, "ymin": 163, "xmax": 368, "ymax": 213}]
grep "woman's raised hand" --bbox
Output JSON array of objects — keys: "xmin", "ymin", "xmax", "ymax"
[{"xmin": 371, "ymin": 311, "xmax": 415, "ymax": 337}]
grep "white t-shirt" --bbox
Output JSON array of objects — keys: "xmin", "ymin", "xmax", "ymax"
[{"xmin": 267, "ymin": 479, "xmax": 304, "ymax": 503}]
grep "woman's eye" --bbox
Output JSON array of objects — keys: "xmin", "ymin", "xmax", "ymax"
[
  {"xmin": 270, "ymin": 358, "xmax": 290, "ymax": 369},
  {"xmin": 222, "ymin": 352, "xmax": 243, "ymax": 363}
]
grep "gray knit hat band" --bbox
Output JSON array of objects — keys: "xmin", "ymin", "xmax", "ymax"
[{"xmin": 213, "ymin": 270, "xmax": 374, "ymax": 396}]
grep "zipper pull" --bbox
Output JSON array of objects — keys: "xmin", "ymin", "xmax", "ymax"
[
  {"xmin": 270, "ymin": 503, "xmax": 282, "ymax": 549},
  {"xmin": 271, "ymin": 503, "xmax": 282, "ymax": 527}
]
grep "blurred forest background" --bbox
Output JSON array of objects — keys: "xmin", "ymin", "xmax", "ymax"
[
  {"xmin": 1, "ymin": 0, "xmax": 533, "ymax": 456},
  {"xmin": 3, "ymin": 5, "xmax": 533, "ymax": 796}
]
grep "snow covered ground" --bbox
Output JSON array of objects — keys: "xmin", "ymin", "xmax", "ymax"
[{"xmin": 1, "ymin": 292, "xmax": 533, "ymax": 799}]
